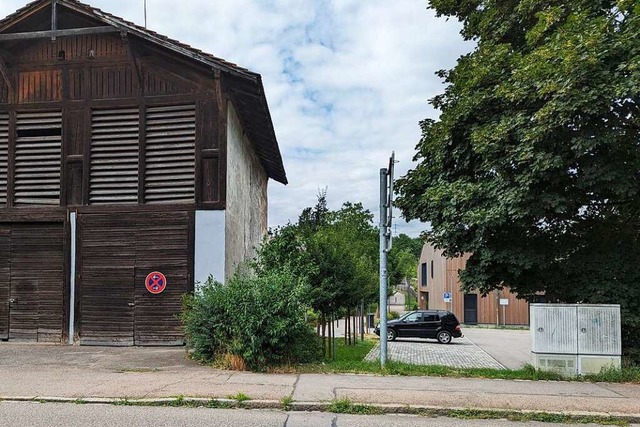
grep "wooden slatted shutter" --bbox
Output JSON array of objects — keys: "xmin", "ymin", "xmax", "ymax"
[
  {"xmin": 90, "ymin": 108, "xmax": 140, "ymax": 204},
  {"xmin": 145, "ymin": 105, "xmax": 196, "ymax": 203},
  {"xmin": 0, "ymin": 112, "xmax": 8, "ymax": 206},
  {"xmin": 14, "ymin": 111, "xmax": 62, "ymax": 206}
]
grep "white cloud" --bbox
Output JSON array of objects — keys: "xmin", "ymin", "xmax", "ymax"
[{"xmin": 0, "ymin": 0, "xmax": 473, "ymax": 236}]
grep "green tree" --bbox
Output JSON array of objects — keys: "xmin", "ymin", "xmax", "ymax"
[
  {"xmin": 388, "ymin": 234, "xmax": 424, "ymax": 287},
  {"xmin": 395, "ymin": 1, "xmax": 640, "ymax": 356},
  {"xmin": 392, "ymin": 234, "xmax": 424, "ymax": 259},
  {"xmin": 257, "ymin": 195, "xmax": 380, "ymax": 353}
]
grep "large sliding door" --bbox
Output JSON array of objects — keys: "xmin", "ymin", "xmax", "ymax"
[{"xmin": 78, "ymin": 212, "xmax": 191, "ymax": 346}]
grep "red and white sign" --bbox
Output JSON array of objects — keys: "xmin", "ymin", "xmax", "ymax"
[{"xmin": 145, "ymin": 271, "xmax": 167, "ymax": 294}]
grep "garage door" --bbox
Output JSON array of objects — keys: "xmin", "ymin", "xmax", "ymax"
[
  {"xmin": 78, "ymin": 212, "xmax": 191, "ymax": 346},
  {"xmin": 0, "ymin": 223, "xmax": 65, "ymax": 342}
]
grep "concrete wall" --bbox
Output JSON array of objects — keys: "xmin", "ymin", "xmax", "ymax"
[
  {"xmin": 194, "ymin": 210, "xmax": 226, "ymax": 289},
  {"xmin": 225, "ymin": 102, "xmax": 268, "ymax": 279}
]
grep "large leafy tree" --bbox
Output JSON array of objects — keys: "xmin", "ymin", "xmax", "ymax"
[{"xmin": 395, "ymin": 1, "xmax": 640, "ymax": 353}]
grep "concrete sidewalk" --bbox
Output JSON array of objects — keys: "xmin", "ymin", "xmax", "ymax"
[{"xmin": 0, "ymin": 344, "xmax": 639, "ymax": 420}]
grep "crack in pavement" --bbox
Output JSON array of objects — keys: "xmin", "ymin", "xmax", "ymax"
[{"xmin": 291, "ymin": 374, "xmax": 301, "ymax": 398}]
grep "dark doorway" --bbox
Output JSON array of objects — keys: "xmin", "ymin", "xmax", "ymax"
[{"xmin": 464, "ymin": 294, "xmax": 478, "ymax": 324}]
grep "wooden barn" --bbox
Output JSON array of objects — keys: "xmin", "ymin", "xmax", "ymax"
[{"xmin": 0, "ymin": 0, "xmax": 287, "ymax": 345}]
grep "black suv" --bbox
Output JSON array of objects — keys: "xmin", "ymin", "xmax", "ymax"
[{"xmin": 374, "ymin": 310, "xmax": 463, "ymax": 344}]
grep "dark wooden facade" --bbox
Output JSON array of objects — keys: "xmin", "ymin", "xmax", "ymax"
[{"xmin": 0, "ymin": 0, "xmax": 286, "ymax": 345}]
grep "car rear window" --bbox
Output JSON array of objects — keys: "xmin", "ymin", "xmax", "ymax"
[{"xmin": 423, "ymin": 313, "xmax": 439, "ymax": 322}]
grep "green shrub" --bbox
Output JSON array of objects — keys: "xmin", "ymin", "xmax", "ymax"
[
  {"xmin": 388, "ymin": 311, "xmax": 400, "ymax": 320},
  {"xmin": 182, "ymin": 270, "xmax": 322, "ymax": 371}
]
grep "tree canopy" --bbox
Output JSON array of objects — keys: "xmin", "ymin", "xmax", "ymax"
[
  {"xmin": 395, "ymin": 1, "xmax": 640, "ymax": 352},
  {"xmin": 256, "ymin": 194, "xmax": 380, "ymax": 316},
  {"xmin": 388, "ymin": 234, "xmax": 424, "ymax": 287}
]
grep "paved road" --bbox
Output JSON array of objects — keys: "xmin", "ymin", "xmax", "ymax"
[
  {"xmin": 463, "ymin": 328, "xmax": 531, "ymax": 370},
  {"xmin": 364, "ymin": 338, "xmax": 504, "ymax": 369},
  {"xmin": 364, "ymin": 327, "xmax": 531, "ymax": 370},
  {"xmin": 0, "ymin": 402, "xmax": 634, "ymax": 427}
]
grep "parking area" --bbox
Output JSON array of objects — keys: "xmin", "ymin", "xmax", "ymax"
[{"xmin": 365, "ymin": 327, "xmax": 531, "ymax": 370}]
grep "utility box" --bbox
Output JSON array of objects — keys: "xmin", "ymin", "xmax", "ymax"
[{"xmin": 530, "ymin": 304, "xmax": 621, "ymax": 376}]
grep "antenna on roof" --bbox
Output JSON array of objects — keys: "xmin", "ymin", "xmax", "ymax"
[
  {"xmin": 51, "ymin": 0, "xmax": 57, "ymax": 41},
  {"xmin": 144, "ymin": 0, "xmax": 147, "ymax": 28}
]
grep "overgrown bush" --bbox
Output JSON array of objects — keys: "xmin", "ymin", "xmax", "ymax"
[
  {"xmin": 181, "ymin": 270, "xmax": 322, "ymax": 371},
  {"xmin": 388, "ymin": 311, "xmax": 401, "ymax": 320}
]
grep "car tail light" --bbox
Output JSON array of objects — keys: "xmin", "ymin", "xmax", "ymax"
[{"xmin": 455, "ymin": 325, "xmax": 461, "ymax": 331}]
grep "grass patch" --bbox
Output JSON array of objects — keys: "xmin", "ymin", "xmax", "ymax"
[
  {"xmin": 422, "ymin": 408, "xmax": 629, "ymax": 426},
  {"xmin": 326, "ymin": 398, "xmax": 382, "ymax": 415},
  {"xmin": 275, "ymin": 339, "xmax": 639, "ymax": 383},
  {"xmin": 583, "ymin": 365, "xmax": 640, "ymax": 383}
]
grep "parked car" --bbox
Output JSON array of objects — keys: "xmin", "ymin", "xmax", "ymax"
[{"xmin": 374, "ymin": 310, "xmax": 463, "ymax": 344}]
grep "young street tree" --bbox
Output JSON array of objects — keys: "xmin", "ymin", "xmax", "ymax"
[
  {"xmin": 395, "ymin": 1, "xmax": 640, "ymax": 354},
  {"xmin": 257, "ymin": 194, "xmax": 380, "ymax": 355}
]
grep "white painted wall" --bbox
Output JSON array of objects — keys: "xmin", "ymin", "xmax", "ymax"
[
  {"xmin": 225, "ymin": 102, "xmax": 268, "ymax": 279},
  {"xmin": 194, "ymin": 210, "xmax": 226, "ymax": 289}
]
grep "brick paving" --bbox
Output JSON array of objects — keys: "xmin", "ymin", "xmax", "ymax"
[{"xmin": 364, "ymin": 337, "xmax": 505, "ymax": 369}]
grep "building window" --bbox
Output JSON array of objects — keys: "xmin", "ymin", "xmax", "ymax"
[
  {"xmin": 431, "ymin": 260, "xmax": 434, "ymax": 278},
  {"xmin": 421, "ymin": 263, "xmax": 427, "ymax": 287}
]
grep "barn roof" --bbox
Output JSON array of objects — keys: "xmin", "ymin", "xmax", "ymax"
[{"xmin": 0, "ymin": 0, "xmax": 288, "ymax": 185}]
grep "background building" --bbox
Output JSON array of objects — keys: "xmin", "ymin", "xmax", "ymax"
[
  {"xmin": 417, "ymin": 243, "xmax": 531, "ymax": 326},
  {"xmin": 0, "ymin": 0, "xmax": 286, "ymax": 345}
]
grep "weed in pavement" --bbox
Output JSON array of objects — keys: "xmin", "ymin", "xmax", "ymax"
[
  {"xmin": 326, "ymin": 398, "xmax": 382, "ymax": 415},
  {"xmin": 280, "ymin": 396, "xmax": 293, "ymax": 411},
  {"xmin": 228, "ymin": 393, "xmax": 251, "ymax": 403}
]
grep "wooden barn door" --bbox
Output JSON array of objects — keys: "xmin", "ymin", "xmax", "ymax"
[
  {"xmin": 0, "ymin": 223, "xmax": 64, "ymax": 342},
  {"xmin": 78, "ymin": 214, "xmax": 136, "ymax": 346},
  {"xmin": 0, "ymin": 227, "xmax": 9, "ymax": 339},
  {"xmin": 134, "ymin": 212, "xmax": 190, "ymax": 346},
  {"xmin": 78, "ymin": 212, "xmax": 191, "ymax": 346}
]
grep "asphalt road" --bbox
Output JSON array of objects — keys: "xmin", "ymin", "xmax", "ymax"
[{"xmin": 0, "ymin": 402, "xmax": 634, "ymax": 427}]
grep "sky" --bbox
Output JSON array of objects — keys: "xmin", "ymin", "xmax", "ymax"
[{"xmin": 0, "ymin": 0, "xmax": 472, "ymax": 237}]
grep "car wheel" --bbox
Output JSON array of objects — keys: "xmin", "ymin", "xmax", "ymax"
[
  {"xmin": 387, "ymin": 329, "xmax": 397, "ymax": 341},
  {"xmin": 437, "ymin": 330, "xmax": 452, "ymax": 344}
]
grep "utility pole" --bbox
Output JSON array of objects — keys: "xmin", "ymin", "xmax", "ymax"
[{"xmin": 379, "ymin": 152, "xmax": 395, "ymax": 367}]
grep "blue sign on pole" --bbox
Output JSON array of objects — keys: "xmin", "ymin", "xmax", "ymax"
[{"xmin": 443, "ymin": 292, "xmax": 452, "ymax": 303}]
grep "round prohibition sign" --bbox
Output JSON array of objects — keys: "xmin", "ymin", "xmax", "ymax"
[{"xmin": 145, "ymin": 271, "xmax": 167, "ymax": 295}]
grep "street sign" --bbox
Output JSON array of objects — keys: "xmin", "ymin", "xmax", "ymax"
[
  {"xmin": 145, "ymin": 271, "xmax": 167, "ymax": 295},
  {"xmin": 443, "ymin": 292, "xmax": 452, "ymax": 303},
  {"xmin": 500, "ymin": 298, "xmax": 509, "ymax": 306}
]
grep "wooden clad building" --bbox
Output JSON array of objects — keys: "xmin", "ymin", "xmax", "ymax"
[
  {"xmin": 0, "ymin": 0, "xmax": 287, "ymax": 345},
  {"xmin": 417, "ymin": 244, "xmax": 532, "ymax": 326}
]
